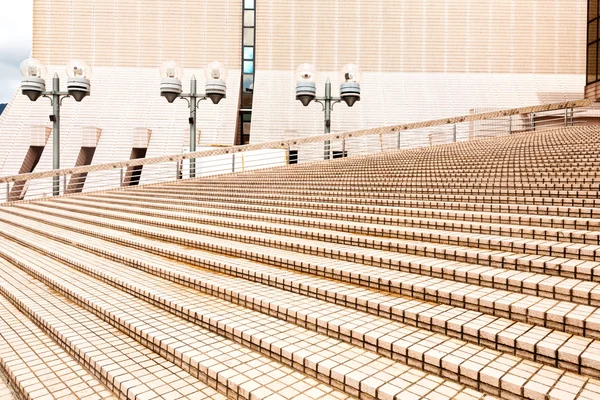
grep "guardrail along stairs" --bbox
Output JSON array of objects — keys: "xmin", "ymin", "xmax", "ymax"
[{"xmin": 1, "ymin": 125, "xmax": 600, "ymax": 399}]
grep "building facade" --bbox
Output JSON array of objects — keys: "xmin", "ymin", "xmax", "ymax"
[{"xmin": 0, "ymin": 0, "xmax": 588, "ymax": 179}]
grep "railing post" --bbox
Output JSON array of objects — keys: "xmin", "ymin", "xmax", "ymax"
[
  {"xmin": 565, "ymin": 108, "xmax": 568, "ymax": 127},
  {"xmin": 342, "ymin": 139, "xmax": 346, "ymax": 157},
  {"xmin": 232, "ymin": 153, "xmax": 235, "ymax": 173},
  {"xmin": 532, "ymin": 113, "xmax": 536, "ymax": 131},
  {"xmin": 63, "ymin": 174, "xmax": 67, "ymax": 195},
  {"xmin": 286, "ymin": 147, "xmax": 290, "ymax": 165},
  {"xmin": 453, "ymin": 124, "xmax": 457, "ymax": 143},
  {"xmin": 509, "ymin": 115, "xmax": 512, "ymax": 135},
  {"xmin": 176, "ymin": 161, "xmax": 181, "ymax": 180},
  {"xmin": 570, "ymin": 108, "xmax": 574, "ymax": 126},
  {"xmin": 397, "ymin": 131, "xmax": 401, "ymax": 149},
  {"xmin": 5, "ymin": 183, "xmax": 8, "ymax": 202},
  {"xmin": 120, "ymin": 167, "xmax": 124, "ymax": 186}
]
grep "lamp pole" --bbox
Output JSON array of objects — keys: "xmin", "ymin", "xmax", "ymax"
[
  {"xmin": 316, "ymin": 79, "xmax": 342, "ymax": 159},
  {"xmin": 20, "ymin": 58, "xmax": 92, "ymax": 196},
  {"xmin": 49, "ymin": 74, "xmax": 67, "ymax": 195},
  {"xmin": 160, "ymin": 61, "xmax": 228, "ymax": 179},
  {"xmin": 295, "ymin": 64, "xmax": 361, "ymax": 160},
  {"xmin": 188, "ymin": 76, "xmax": 200, "ymax": 177}
]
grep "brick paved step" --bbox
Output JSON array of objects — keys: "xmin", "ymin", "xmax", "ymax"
[
  {"xmin": 52, "ymin": 196, "xmax": 600, "ymax": 245},
  {"xmin": 4, "ymin": 220, "xmax": 600, "ymax": 384},
  {"xmin": 106, "ymin": 186, "xmax": 600, "ymax": 208},
  {"xmin": 13, "ymin": 201, "xmax": 600, "ymax": 272},
  {"xmin": 10, "ymin": 203, "xmax": 600, "ymax": 308},
  {"xmin": 92, "ymin": 191, "xmax": 600, "ymax": 219},
  {"xmin": 71, "ymin": 194, "xmax": 600, "ymax": 231},
  {"xmin": 166, "ymin": 175, "xmax": 600, "ymax": 186},
  {"xmin": 2, "ymin": 209, "xmax": 599, "ymax": 342},
  {"xmin": 0, "ymin": 238, "xmax": 488, "ymax": 400},
  {"xmin": 134, "ymin": 184, "xmax": 600, "ymax": 200},
  {"xmin": 0, "ymin": 251, "xmax": 355, "ymax": 400},
  {"xmin": 0, "ymin": 258, "xmax": 228, "ymax": 400},
  {"xmin": 0, "ymin": 297, "xmax": 113, "ymax": 400},
  {"xmin": 0, "ymin": 229, "xmax": 524, "ymax": 399},
  {"xmin": 3, "ymin": 225, "xmax": 598, "ymax": 400},
  {"xmin": 0, "ymin": 372, "xmax": 15, "ymax": 400},
  {"xmin": 46, "ymin": 197, "xmax": 600, "ymax": 283},
  {"xmin": 61, "ymin": 196, "xmax": 600, "ymax": 282}
]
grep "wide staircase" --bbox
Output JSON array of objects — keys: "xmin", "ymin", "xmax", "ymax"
[{"xmin": 1, "ymin": 125, "xmax": 600, "ymax": 399}]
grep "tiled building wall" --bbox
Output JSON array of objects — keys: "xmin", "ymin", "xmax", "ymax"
[{"xmin": 251, "ymin": 0, "xmax": 587, "ymax": 143}]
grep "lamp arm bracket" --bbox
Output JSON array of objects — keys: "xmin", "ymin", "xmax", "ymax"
[
  {"xmin": 196, "ymin": 96, "xmax": 207, "ymax": 108},
  {"xmin": 59, "ymin": 95, "xmax": 71, "ymax": 106},
  {"xmin": 330, "ymin": 99, "xmax": 342, "ymax": 110},
  {"xmin": 314, "ymin": 100, "xmax": 326, "ymax": 112},
  {"xmin": 41, "ymin": 94, "xmax": 53, "ymax": 105}
]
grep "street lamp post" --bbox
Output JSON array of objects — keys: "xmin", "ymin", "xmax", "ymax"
[
  {"xmin": 160, "ymin": 61, "xmax": 228, "ymax": 178},
  {"xmin": 295, "ymin": 63, "xmax": 362, "ymax": 159},
  {"xmin": 20, "ymin": 58, "xmax": 92, "ymax": 196}
]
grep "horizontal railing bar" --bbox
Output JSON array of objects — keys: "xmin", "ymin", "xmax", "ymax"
[{"xmin": 0, "ymin": 99, "xmax": 590, "ymax": 184}]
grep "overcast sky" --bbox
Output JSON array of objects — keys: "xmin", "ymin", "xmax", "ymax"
[{"xmin": 0, "ymin": 0, "xmax": 33, "ymax": 104}]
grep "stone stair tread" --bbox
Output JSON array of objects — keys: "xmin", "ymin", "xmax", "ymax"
[
  {"xmin": 0, "ymin": 237, "xmax": 483, "ymax": 400},
  {"xmin": 2, "ymin": 209, "xmax": 599, "ymax": 342},
  {"xmin": 5, "ymin": 219, "xmax": 600, "ymax": 383},
  {"xmin": 1, "ymin": 221, "xmax": 595, "ymax": 400},
  {"xmin": 0, "ymin": 258, "xmax": 227, "ymax": 400},
  {"xmin": 0, "ymin": 295, "xmax": 115, "ymax": 400},
  {"xmin": 94, "ymin": 191, "xmax": 600, "ymax": 219}
]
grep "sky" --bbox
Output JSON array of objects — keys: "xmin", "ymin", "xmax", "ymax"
[{"xmin": 0, "ymin": 0, "xmax": 33, "ymax": 104}]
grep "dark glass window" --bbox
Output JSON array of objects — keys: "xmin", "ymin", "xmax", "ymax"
[
  {"xmin": 238, "ymin": 0, "xmax": 256, "ymax": 144},
  {"xmin": 244, "ymin": 10, "xmax": 255, "ymax": 26},
  {"xmin": 589, "ymin": 19, "xmax": 598, "ymax": 44},
  {"xmin": 243, "ymin": 74, "xmax": 254, "ymax": 92},
  {"xmin": 588, "ymin": 1, "xmax": 600, "ymax": 84},
  {"xmin": 241, "ymin": 93, "xmax": 253, "ymax": 108},
  {"xmin": 239, "ymin": 113, "xmax": 251, "ymax": 145},
  {"xmin": 243, "ymin": 61, "xmax": 254, "ymax": 74},
  {"xmin": 243, "ymin": 28, "xmax": 255, "ymax": 46},
  {"xmin": 588, "ymin": 43, "xmax": 598, "ymax": 84}
]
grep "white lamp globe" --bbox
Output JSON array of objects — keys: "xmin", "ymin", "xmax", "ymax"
[
  {"xmin": 339, "ymin": 64, "xmax": 362, "ymax": 84},
  {"xmin": 204, "ymin": 61, "xmax": 228, "ymax": 104},
  {"xmin": 295, "ymin": 63, "xmax": 318, "ymax": 83},
  {"xmin": 20, "ymin": 58, "xmax": 47, "ymax": 101},
  {"xmin": 20, "ymin": 58, "xmax": 47, "ymax": 79},
  {"xmin": 66, "ymin": 60, "xmax": 92, "ymax": 80},
  {"xmin": 204, "ymin": 61, "xmax": 228, "ymax": 82},
  {"xmin": 159, "ymin": 60, "xmax": 183, "ymax": 80}
]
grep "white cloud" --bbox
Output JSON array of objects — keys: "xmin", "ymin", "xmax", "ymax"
[{"xmin": 0, "ymin": 0, "xmax": 33, "ymax": 103}]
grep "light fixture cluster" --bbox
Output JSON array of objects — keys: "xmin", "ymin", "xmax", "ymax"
[
  {"xmin": 159, "ymin": 60, "xmax": 228, "ymax": 104},
  {"xmin": 20, "ymin": 58, "xmax": 92, "ymax": 102},
  {"xmin": 295, "ymin": 63, "xmax": 362, "ymax": 107}
]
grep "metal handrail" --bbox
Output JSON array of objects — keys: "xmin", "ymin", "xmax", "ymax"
[{"xmin": 0, "ymin": 99, "xmax": 591, "ymax": 184}]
